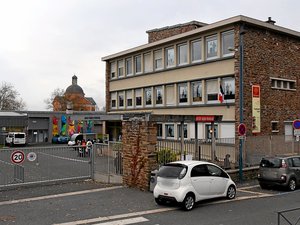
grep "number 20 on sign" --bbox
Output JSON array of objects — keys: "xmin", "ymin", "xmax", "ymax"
[{"xmin": 11, "ymin": 150, "xmax": 25, "ymax": 164}]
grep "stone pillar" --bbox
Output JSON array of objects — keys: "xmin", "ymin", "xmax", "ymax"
[{"xmin": 122, "ymin": 115, "xmax": 157, "ymax": 191}]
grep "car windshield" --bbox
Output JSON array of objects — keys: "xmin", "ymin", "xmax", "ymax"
[
  {"xmin": 260, "ymin": 158, "xmax": 281, "ymax": 168},
  {"xmin": 158, "ymin": 163, "xmax": 187, "ymax": 179},
  {"xmin": 15, "ymin": 134, "xmax": 25, "ymax": 138}
]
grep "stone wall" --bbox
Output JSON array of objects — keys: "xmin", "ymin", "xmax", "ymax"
[{"xmin": 122, "ymin": 116, "xmax": 157, "ymax": 191}]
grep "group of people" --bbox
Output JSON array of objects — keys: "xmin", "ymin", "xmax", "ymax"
[{"xmin": 76, "ymin": 139, "xmax": 93, "ymax": 157}]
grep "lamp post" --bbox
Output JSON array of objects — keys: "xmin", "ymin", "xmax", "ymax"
[{"xmin": 239, "ymin": 25, "xmax": 246, "ymax": 182}]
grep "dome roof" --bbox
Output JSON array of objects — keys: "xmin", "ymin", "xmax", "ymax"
[{"xmin": 65, "ymin": 75, "xmax": 85, "ymax": 95}]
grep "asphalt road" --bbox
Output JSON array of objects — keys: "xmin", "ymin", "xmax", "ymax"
[{"xmin": 0, "ymin": 180, "xmax": 299, "ymax": 225}]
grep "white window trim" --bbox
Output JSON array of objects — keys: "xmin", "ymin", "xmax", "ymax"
[
  {"xmin": 177, "ymin": 43, "xmax": 188, "ymax": 66},
  {"xmin": 206, "ymin": 35, "xmax": 218, "ymax": 61},
  {"xmin": 191, "ymin": 39, "xmax": 202, "ymax": 63},
  {"xmin": 221, "ymin": 30, "xmax": 235, "ymax": 57}
]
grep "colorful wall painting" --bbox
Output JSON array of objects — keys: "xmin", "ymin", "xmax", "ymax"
[
  {"xmin": 52, "ymin": 116, "xmax": 59, "ymax": 136},
  {"xmin": 68, "ymin": 117, "xmax": 75, "ymax": 136},
  {"xmin": 61, "ymin": 115, "xmax": 67, "ymax": 136}
]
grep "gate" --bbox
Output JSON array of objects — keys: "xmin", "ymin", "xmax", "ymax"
[
  {"xmin": 93, "ymin": 141, "xmax": 123, "ymax": 184},
  {"xmin": 0, "ymin": 145, "xmax": 92, "ymax": 190},
  {"xmin": 277, "ymin": 207, "xmax": 300, "ymax": 225}
]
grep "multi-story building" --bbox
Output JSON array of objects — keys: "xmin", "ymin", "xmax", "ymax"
[{"xmin": 102, "ymin": 15, "xmax": 300, "ymax": 163}]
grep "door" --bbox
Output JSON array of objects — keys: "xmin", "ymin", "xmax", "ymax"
[
  {"xmin": 190, "ymin": 164, "xmax": 211, "ymax": 198},
  {"xmin": 207, "ymin": 164, "xmax": 228, "ymax": 196}
]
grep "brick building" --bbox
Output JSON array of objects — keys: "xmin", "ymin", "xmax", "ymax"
[{"xmin": 102, "ymin": 15, "xmax": 300, "ymax": 164}]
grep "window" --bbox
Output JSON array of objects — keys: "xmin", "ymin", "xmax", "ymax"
[
  {"xmin": 118, "ymin": 92, "xmax": 124, "ymax": 108},
  {"xmin": 178, "ymin": 83, "xmax": 188, "ymax": 103},
  {"xmin": 191, "ymin": 39, "xmax": 202, "ymax": 62},
  {"xmin": 126, "ymin": 58, "xmax": 133, "ymax": 76},
  {"xmin": 166, "ymin": 85, "xmax": 175, "ymax": 105},
  {"xmin": 207, "ymin": 165, "xmax": 228, "ymax": 178},
  {"xmin": 222, "ymin": 30, "xmax": 234, "ymax": 57},
  {"xmin": 206, "ymin": 124, "xmax": 218, "ymax": 140},
  {"xmin": 117, "ymin": 60, "xmax": 124, "ymax": 78},
  {"xmin": 126, "ymin": 90, "xmax": 133, "ymax": 108},
  {"xmin": 206, "ymin": 79, "xmax": 218, "ymax": 102},
  {"xmin": 154, "ymin": 50, "xmax": 163, "ymax": 70},
  {"xmin": 221, "ymin": 77, "xmax": 235, "ymax": 101},
  {"xmin": 110, "ymin": 62, "xmax": 116, "ymax": 79},
  {"xmin": 166, "ymin": 47, "xmax": 175, "ymax": 68},
  {"xmin": 145, "ymin": 88, "xmax": 152, "ymax": 106},
  {"xmin": 191, "ymin": 165, "xmax": 209, "ymax": 177},
  {"xmin": 192, "ymin": 81, "xmax": 202, "ymax": 103},
  {"xmin": 144, "ymin": 52, "xmax": 152, "ymax": 73},
  {"xmin": 177, "ymin": 124, "xmax": 188, "ymax": 139},
  {"xmin": 166, "ymin": 124, "xmax": 174, "ymax": 138},
  {"xmin": 157, "ymin": 124, "xmax": 163, "ymax": 138},
  {"xmin": 271, "ymin": 78, "xmax": 296, "ymax": 90},
  {"xmin": 135, "ymin": 55, "xmax": 142, "ymax": 74},
  {"xmin": 111, "ymin": 92, "xmax": 117, "ymax": 109},
  {"xmin": 135, "ymin": 89, "xmax": 142, "ymax": 107},
  {"xmin": 271, "ymin": 121, "xmax": 279, "ymax": 133},
  {"xmin": 206, "ymin": 35, "xmax": 218, "ymax": 60},
  {"xmin": 178, "ymin": 43, "xmax": 188, "ymax": 65},
  {"xmin": 155, "ymin": 86, "xmax": 163, "ymax": 105},
  {"xmin": 292, "ymin": 157, "xmax": 300, "ymax": 167}
]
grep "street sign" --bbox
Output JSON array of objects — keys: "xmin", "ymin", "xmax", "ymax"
[
  {"xmin": 238, "ymin": 123, "xmax": 246, "ymax": 136},
  {"xmin": 11, "ymin": 150, "xmax": 25, "ymax": 164},
  {"xmin": 293, "ymin": 120, "xmax": 300, "ymax": 130},
  {"xmin": 27, "ymin": 152, "xmax": 37, "ymax": 162}
]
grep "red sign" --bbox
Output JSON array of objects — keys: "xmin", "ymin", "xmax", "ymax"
[
  {"xmin": 252, "ymin": 85, "xmax": 260, "ymax": 98},
  {"xmin": 195, "ymin": 115, "xmax": 215, "ymax": 122},
  {"xmin": 11, "ymin": 150, "xmax": 25, "ymax": 164},
  {"xmin": 238, "ymin": 123, "xmax": 246, "ymax": 136}
]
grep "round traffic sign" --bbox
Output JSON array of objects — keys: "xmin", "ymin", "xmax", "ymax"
[
  {"xmin": 293, "ymin": 120, "xmax": 300, "ymax": 130},
  {"xmin": 27, "ymin": 152, "xmax": 37, "ymax": 162},
  {"xmin": 11, "ymin": 150, "xmax": 25, "ymax": 164},
  {"xmin": 238, "ymin": 123, "xmax": 246, "ymax": 136}
]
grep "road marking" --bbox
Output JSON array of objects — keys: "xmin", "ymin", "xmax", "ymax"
[
  {"xmin": 0, "ymin": 186, "xmax": 123, "ymax": 206},
  {"xmin": 38, "ymin": 152, "xmax": 88, "ymax": 163},
  {"xmin": 238, "ymin": 185, "xmax": 260, "ymax": 190},
  {"xmin": 52, "ymin": 208, "xmax": 174, "ymax": 225},
  {"xmin": 93, "ymin": 217, "xmax": 148, "ymax": 225}
]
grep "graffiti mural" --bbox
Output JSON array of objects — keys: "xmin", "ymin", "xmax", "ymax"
[
  {"xmin": 77, "ymin": 120, "xmax": 83, "ymax": 133},
  {"xmin": 52, "ymin": 116, "xmax": 59, "ymax": 136},
  {"xmin": 68, "ymin": 117, "xmax": 75, "ymax": 136},
  {"xmin": 61, "ymin": 115, "xmax": 67, "ymax": 136},
  {"xmin": 86, "ymin": 120, "xmax": 93, "ymax": 133}
]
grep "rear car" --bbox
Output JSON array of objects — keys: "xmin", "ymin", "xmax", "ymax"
[
  {"xmin": 153, "ymin": 160, "xmax": 236, "ymax": 211},
  {"xmin": 257, "ymin": 156, "xmax": 300, "ymax": 191}
]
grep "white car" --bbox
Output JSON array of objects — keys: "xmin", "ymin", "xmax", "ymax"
[{"xmin": 153, "ymin": 160, "xmax": 236, "ymax": 211}]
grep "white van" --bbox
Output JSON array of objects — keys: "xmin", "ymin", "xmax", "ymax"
[{"xmin": 5, "ymin": 132, "xmax": 27, "ymax": 146}]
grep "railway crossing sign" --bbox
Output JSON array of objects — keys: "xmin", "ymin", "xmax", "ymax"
[{"xmin": 11, "ymin": 150, "xmax": 25, "ymax": 164}]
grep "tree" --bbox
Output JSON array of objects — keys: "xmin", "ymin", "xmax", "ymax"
[
  {"xmin": 0, "ymin": 82, "xmax": 26, "ymax": 110},
  {"xmin": 44, "ymin": 88, "xmax": 65, "ymax": 110}
]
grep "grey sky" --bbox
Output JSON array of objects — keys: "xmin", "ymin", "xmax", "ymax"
[{"xmin": 0, "ymin": 0, "xmax": 299, "ymax": 111}]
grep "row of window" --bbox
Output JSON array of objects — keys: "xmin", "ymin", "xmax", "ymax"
[
  {"xmin": 271, "ymin": 77, "xmax": 296, "ymax": 90},
  {"xmin": 110, "ymin": 30, "xmax": 234, "ymax": 79},
  {"xmin": 110, "ymin": 77, "xmax": 235, "ymax": 109}
]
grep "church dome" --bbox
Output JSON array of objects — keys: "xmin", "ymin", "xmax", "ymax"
[{"xmin": 65, "ymin": 75, "xmax": 85, "ymax": 96}]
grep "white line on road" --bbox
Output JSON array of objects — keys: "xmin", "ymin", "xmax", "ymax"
[
  {"xmin": 0, "ymin": 186, "xmax": 123, "ymax": 206},
  {"xmin": 93, "ymin": 217, "xmax": 149, "ymax": 225}
]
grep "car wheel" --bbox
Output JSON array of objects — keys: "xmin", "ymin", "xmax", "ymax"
[
  {"xmin": 182, "ymin": 194, "xmax": 195, "ymax": 211},
  {"xmin": 155, "ymin": 197, "xmax": 164, "ymax": 205},
  {"xmin": 287, "ymin": 178, "xmax": 296, "ymax": 191},
  {"xmin": 226, "ymin": 185, "xmax": 236, "ymax": 199}
]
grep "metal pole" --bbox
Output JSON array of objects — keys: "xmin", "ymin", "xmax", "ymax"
[{"xmin": 239, "ymin": 25, "xmax": 245, "ymax": 182}]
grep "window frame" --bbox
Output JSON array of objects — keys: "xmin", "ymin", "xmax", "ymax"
[
  {"xmin": 155, "ymin": 86, "xmax": 163, "ymax": 105},
  {"xmin": 154, "ymin": 49, "xmax": 163, "ymax": 71},
  {"xmin": 135, "ymin": 89, "xmax": 142, "ymax": 107},
  {"xmin": 178, "ymin": 83, "xmax": 188, "ymax": 104},
  {"xmin": 144, "ymin": 87, "xmax": 152, "ymax": 106},
  {"xmin": 134, "ymin": 55, "xmax": 142, "ymax": 74},
  {"xmin": 191, "ymin": 81, "xmax": 202, "ymax": 104},
  {"xmin": 191, "ymin": 39, "xmax": 202, "ymax": 63},
  {"xmin": 110, "ymin": 62, "xmax": 116, "ymax": 79},
  {"xmin": 165, "ymin": 124, "xmax": 175, "ymax": 139},
  {"xmin": 206, "ymin": 35, "xmax": 218, "ymax": 60},
  {"xmin": 117, "ymin": 59, "xmax": 124, "ymax": 78},
  {"xmin": 221, "ymin": 77, "xmax": 235, "ymax": 102},
  {"xmin": 165, "ymin": 46, "xmax": 175, "ymax": 68},
  {"xmin": 126, "ymin": 57, "xmax": 133, "ymax": 76},
  {"xmin": 126, "ymin": 90, "xmax": 133, "ymax": 108},
  {"xmin": 144, "ymin": 52, "xmax": 153, "ymax": 73},
  {"xmin": 206, "ymin": 79, "xmax": 219, "ymax": 103},
  {"xmin": 177, "ymin": 43, "xmax": 188, "ymax": 66},
  {"xmin": 222, "ymin": 30, "xmax": 235, "ymax": 57}
]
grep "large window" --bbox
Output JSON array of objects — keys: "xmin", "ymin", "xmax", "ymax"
[
  {"xmin": 111, "ymin": 92, "xmax": 117, "ymax": 109},
  {"xmin": 221, "ymin": 77, "xmax": 235, "ymax": 101},
  {"xmin": 126, "ymin": 90, "xmax": 133, "ymax": 108},
  {"xmin": 135, "ymin": 55, "xmax": 142, "ymax": 74},
  {"xmin": 206, "ymin": 124, "xmax": 218, "ymax": 140},
  {"xmin": 166, "ymin": 124, "xmax": 175, "ymax": 138},
  {"xmin": 145, "ymin": 88, "xmax": 152, "ymax": 106},
  {"xmin": 191, "ymin": 39, "xmax": 202, "ymax": 62},
  {"xmin": 126, "ymin": 58, "xmax": 133, "ymax": 76},
  {"xmin": 178, "ymin": 43, "xmax": 188, "ymax": 65},
  {"xmin": 166, "ymin": 85, "xmax": 175, "ymax": 106},
  {"xmin": 117, "ymin": 60, "xmax": 124, "ymax": 78},
  {"xmin": 110, "ymin": 62, "xmax": 116, "ymax": 79},
  {"xmin": 222, "ymin": 30, "xmax": 234, "ymax": 57},
  {"xmin": 118, "ymin": 92, "xmax": 124, "ymax": 108},
  {"xmin": 178, "ymin": 83, "xmax": 188, "ymax": 103},
  {"xmin": 155, "ymin": 86, "xmax": 163, "ymax": 105},
  {"xmin": 135, "ymin": 89, "xmax": 142, "ymax": 107},
  {"xmin": 144, "ymin": 52, "xmax": 152, "ymax": 73},
  {"xmin": 206, "ymin": 35, "xmax": 218, "ymax": 60},
  {"xmin": 166, "ymin": 47, "xmax": 175, "ymax": 68},
  {"xmin": 206, "ymin": 79, "xmax": 218, "ymax": 102},
  {"xmin": 177, "ymin": 124, "xmax": 188, "ymax": 139},
  {"xmin": 154, "ymin": 50, "xmax": 163, "ymax": 70},
  {"xmin": 192, "ymin": 81, "xmax": 202, "ymax": 103}
]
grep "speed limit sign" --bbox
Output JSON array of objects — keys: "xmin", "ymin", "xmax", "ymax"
[{"xmin": 11, "ymin": 150, "xmax": 25, "ymax": 164}]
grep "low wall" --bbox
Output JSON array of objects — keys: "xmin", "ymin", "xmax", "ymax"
[{"xmin": 227, "ymin": 166, "xmax": 259, "ymax": 183}]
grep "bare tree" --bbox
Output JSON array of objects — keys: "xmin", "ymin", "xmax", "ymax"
[
  {"xmin": 44, "ymin": 88, "xmax": 65, "ymax": 110},
  {"xmin": 0, "ymin": 82, "xmax": 26, "ymax": 110}
]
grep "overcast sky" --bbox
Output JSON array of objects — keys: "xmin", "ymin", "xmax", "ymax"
[{"xmin": 0, "ymin": 0, "xmax": 299, "ymax": 111}]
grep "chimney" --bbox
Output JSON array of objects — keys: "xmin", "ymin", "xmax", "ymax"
[{"xmin": 266, "ymin": 17, "xmax": 276, "ymax": 25}]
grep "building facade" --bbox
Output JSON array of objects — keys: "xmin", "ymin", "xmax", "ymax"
[{"xmin": 102, "ymin": 15, "xmax": 300, "ymax": 151}]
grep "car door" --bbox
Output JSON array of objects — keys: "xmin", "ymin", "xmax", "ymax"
[
  {"xmin": 190, "ymin": 164, "xmax": 212, "ymax": 199},
  {"xmin": 291, "ymin": 157, "xmax": 300, "ymax": 183},
  {"xmin": 207, "ymin": 164, "xmax": 228, "ymax": 196}
]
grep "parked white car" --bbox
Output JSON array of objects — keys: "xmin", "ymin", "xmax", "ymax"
[{"xmin": 153, "ymin": 160, "xmax": 236, "ymax": 211}]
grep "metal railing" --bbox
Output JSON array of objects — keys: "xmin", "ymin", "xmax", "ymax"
[{"xmin": 278, "ymin": 207, "xmax": 300, "ymax": 225}]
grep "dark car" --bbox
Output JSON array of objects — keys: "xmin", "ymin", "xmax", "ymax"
[
  {"xmin": 257, "ymin": 155, "xmax": 300, "ymax": 191},
  {"xmin": 52, "ymin": 135, "xmax": 70, "ymax": 144}
]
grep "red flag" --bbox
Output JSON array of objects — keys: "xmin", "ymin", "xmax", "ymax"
[{"xmin": 218, "ymin": 85, "xmax": 224, "ymax": 103}]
